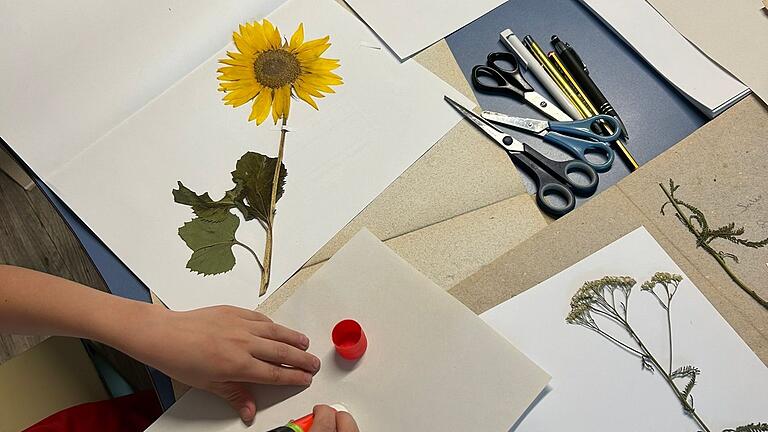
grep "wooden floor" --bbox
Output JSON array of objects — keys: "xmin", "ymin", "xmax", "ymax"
[
  {"xmin": 0, "ymin": 170, "xmax": 109, "ymax": 363},
  {"xmin": 0, "ymin": 164, "xmax": 155, "ymax": 390}
]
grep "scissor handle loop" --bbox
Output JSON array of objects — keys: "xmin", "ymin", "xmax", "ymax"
[
  {"xmin": 522, "ymin": 143, "xmax": 598, "ymax": 196},
  {"xmin": 548, "ymin": 115, "xmax": 622, "ymax": 142},
  {"xmin": 542, "ymin": 132, "xmax": 615, "ymax": 173},
  {"xmin": 471, "ymin": 65, "xmax": 524, "ymax": 98},
  {"xmin": 508, "ymin": 152, "xmax": 575, "ymax": 218},
  {"xmin": 486, "ymin": 52, "xmax": 533, "ymax": 92}
]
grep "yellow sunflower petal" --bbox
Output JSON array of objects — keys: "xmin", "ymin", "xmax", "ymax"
[
  {"xmin": 299, "ymin": 57, "xmax": 340, "ymax": 72},
  {"xmin": 218, "ymin": 79, "xmax": 258, "ymax": 92},
  {"xmin": 226, "ymin": 51, "xmax": 252, "ymax": 62},
  {"xmin": 297, "ymin": 44, "xmax": 332, "ymax": 62},
  {"xmin": 262, "ymin": 19, "xmax": 282, "ymax": 49},
  {"xmin": 272, "ymin": 85, "xmax": 292, "ymax": 123},
  {"xmin": 233, "ymin": 28, "xmax": 255, "ymax": 55},
  {"xmin": 295, "ymin": 79, "xmax": 325, "ymax": 98},
  {"xmin": 249, "ymin": 89, "xmax": 274, "ymax": 125},
  {"xmin": 219, "ymin": 57, "xmax": 253, "ymax": 67},
  {"xmin": 223, "ymin": 83, "xmax": 262, "ymax": 107},
  {"xmin": 217, "ymin": 65, "xmax": 254, "ymax": 81},
  {"xmin": 243, "ymin": 21, "xmax": 270, "ymax": 52},
  {"xmin": 293, "ymin": 85, "xmax": 319, "ymax": 110},
  {"xmin": 294, "ymin": 36, "xmax": 330, "ymax": 54},
  {"xmin": 299, "ymin": 73, "xmax": 343, "ymax": 87},
  {"xmin": 289, "ymin": 23, "xmax": 304, "ymax": 51}
]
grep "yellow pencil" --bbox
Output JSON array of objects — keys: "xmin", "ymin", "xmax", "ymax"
[
  {"xmin": 525, "ymin": 38, "xmax": 590, "ymax": 118},
  {"xmin": 549, "ymin": 52, "xmax": 595, "ymax": 115},
  {"xmin": 548, "ymin": 51, "xmax": 640, "ymax": 171}
]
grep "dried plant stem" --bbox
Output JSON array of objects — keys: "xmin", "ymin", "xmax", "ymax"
[
  {"xmin": 624, "ymin": 324, "xmax": 711, "ymax": 432},
  {"xmin": 570, "ymin": 274, "xmax": 765, "ymax": 431},
  {"xmin": 234, "ymin": 241, "xmax": 263, "ymax": 272},
  {"xmin": 666, "ymin": 305, "xmax": 673, "ymax": 373},
  {"xmin": 259, "ymin": 117, "xmax": 288, "ymax": 296},
  {"xmin": 659, "ymin": 183, "xmax": 768, "ymax": 310},
  {"xmin": 608, "ymin": 307, "xmax": 709, "ymax": 430}
]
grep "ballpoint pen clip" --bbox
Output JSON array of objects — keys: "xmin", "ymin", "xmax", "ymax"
[{"xmin": 569, "ymin": 42, "xmax": 589, "ymax": 74}]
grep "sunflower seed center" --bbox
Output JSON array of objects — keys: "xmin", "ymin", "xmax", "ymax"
[{"xmin": 253, "ymin": 49, "xmax": 301, "ymax": 88}]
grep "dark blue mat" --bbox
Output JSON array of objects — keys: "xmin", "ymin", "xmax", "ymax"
[{"xmin": 445, "ymin": 0, "xmax": 707, "ymax": 203}]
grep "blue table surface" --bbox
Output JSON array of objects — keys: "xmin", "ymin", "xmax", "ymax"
[{"xmin": 445, "ymin": 0, "xmax": 707, "ymax": 205}]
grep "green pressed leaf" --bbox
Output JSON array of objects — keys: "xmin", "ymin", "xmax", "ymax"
[
  {"xmin": 178, "ymin": 213, "xmax": 240, "ymax": 275},
  {"xmin": 230, "ymin": 151, "xmax": 287, "ymax": 225},
  {"xmin": 173, "ymin": 181, "xmax": 243, "ymax": 222},
  {"xmin": 670, "ymin": 365, "xmax": 700, "ymax": 404}
]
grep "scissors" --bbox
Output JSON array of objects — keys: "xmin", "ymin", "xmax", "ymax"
[
  {"xmin": 444, "ymin": 96, "xmax": 598, "ymax": 218},
  {"xmin": 471, "ymin": 51, "xmax": 571, "ymax": 122},
  {"xmin": 481, "ymin": 111, "xmax": 618, "ymax": 173}
]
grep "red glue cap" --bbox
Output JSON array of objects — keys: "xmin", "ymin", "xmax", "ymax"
[{"xmin": 332, "ymin": 320, "xmax": 367, "ymax": 360}]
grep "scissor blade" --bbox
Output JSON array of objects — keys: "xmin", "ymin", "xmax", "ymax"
[
  {"xmin": 523, "ymin": 91, "xmax": 571, "ymax": 122},
  {"xmin": 481, "ymin": 111, "xmax": 549, "ymax": 135},
  {"xmin": 444, "ymin": 96, "xmax": 523, "ymax": 151}
]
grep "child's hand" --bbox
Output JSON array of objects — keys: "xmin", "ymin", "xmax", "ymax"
[
  {"xmin": 311, "ymin": 405, "xmax": 360, "ymax": 432},
  {"xmin": 118, "ymin": 305, "xmax": 320, "ymax": 423},
  {"xmin": 0, "ymin": 266, "xmax": 322, "ymax": 424}
]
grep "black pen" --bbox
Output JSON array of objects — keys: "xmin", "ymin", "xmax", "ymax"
[{"xmin": 551, "ymin": 35, "xmax": 629, "ymax": 139}]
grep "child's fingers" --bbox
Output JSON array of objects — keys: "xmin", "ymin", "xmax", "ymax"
[{"xmin": 336, "ymin": 411, "xmax": 359, "ymax": 432}]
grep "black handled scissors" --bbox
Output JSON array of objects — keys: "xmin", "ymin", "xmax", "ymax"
[
  {"xmin": 481, "ymin": 111, "xmax": 618, "ymax": 172},
  {"xmin": 471, "ymin": 52, "xmax": 571, "ymax": 122},
  {"xmin": 444, "ymin": 96, "xmax": 598, "ymax": 217}
]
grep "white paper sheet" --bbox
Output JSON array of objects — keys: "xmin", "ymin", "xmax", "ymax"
[
  {"xmin": 0, "ymin": 0, "xmax": 285, "ymax": 177},
  {"xmin": 46, "ymin": 0, "xmax": 474, "ymax": 311},
  {"xmin": 343, "ymin": 0, "xmax": 505, "ymax": 60},
  {"xmin": 646, "ymin": 0, "xmax": 768, "ymax": 105},
  {"xmin": 482, "ymin": 227, "xmax": 768, "ymax": 431},
  {"xmin": 147, "ymin": 229, "xmax": 550, "ymax": 431},
  {"xmin": 579, "ymin": 0, "xmax": 749, "ymax": 117}
]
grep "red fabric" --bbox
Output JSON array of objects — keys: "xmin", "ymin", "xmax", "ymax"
[{"xmin": 24, "ymin": 390, "xmax": 162, "ymax": 432}]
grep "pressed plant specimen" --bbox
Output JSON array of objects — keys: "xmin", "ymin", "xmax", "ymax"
[
  {"xmin": 567, "ymin": 272, "xmax": 766, "ymax": 432},
  {"xmin": 174, "ymin": 19, "xmax": 342, "ymax": 296},
  {"xmin": 659, "ymin": 179, "xmax": 767, "ymax": 310}
]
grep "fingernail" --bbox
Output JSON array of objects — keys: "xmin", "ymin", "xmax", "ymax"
[
  {"xmin": 239, "ymin": 407, "xmax": 252, "ymax": 422},
  {"xmin": 312, "ymin": 357, "xmax": 321, "ymax": 373},
  {"xmin": 300, "ymin": 335, "xmax": 310, "ymax": 349},
  {"xmin": 304, "ymin": 374, "xmax": 313, "ymax": 386}
]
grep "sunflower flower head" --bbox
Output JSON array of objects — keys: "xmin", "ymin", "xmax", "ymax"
[{"xmin": 217, "ymin": 19, "xmax": 343, "ymax": 125}]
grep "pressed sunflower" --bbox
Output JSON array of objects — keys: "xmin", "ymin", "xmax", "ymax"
[{"xmin": 217, "ymin": 19, "xmax": 342, "ymax": 125}]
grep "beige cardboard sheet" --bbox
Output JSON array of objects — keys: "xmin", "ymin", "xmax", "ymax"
[
  {"xmin": 451, "ymin": 95, "xmax": 768, "ymax": 363},
  {"xmin": 306, "ymin": 39, "xmax": 528, "ymax": 265},
  {"xmin": 0, "ymin": 337, "xmax": 108, "ymax": 432},
  {"xmin": 150, "ymin": 229, "xmax": 549, "ymax": 431},
  {"xmin": 647, "ymin": 0, "xmax": 768, "ymax": 104}
]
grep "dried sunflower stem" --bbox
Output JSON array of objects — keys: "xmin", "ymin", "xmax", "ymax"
[
  {"xmin": 259, "ymin": 117, "xmax": 288, "ymax": 296},
  {"xmin": 658, "ymin": 183, "xmax": 768, "ymax": 310}
]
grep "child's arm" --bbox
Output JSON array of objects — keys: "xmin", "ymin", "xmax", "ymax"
[{"xmin": 0, "ymin": 264, "xmax": 320, "ymax": 423}]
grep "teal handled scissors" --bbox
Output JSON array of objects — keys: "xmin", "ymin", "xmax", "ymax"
[
  {"xmin": 480, "ymin": 111, "xmax": 618, "ymax": 173},
  {"xmin": 445, "ymin": 96, "xmax": 598, "ymax": 218}
]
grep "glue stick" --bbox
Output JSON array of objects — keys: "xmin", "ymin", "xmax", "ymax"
[{"xmin": 266, "ymin": 404, "xmax": 349, "ymax": 432}]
